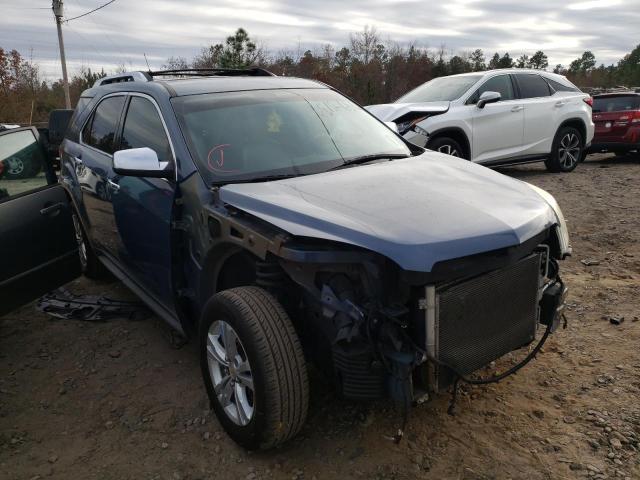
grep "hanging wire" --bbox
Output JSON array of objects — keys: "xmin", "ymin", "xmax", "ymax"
[
  {"xmin": 65, "ymin": 0, "xmax": 117, "ymax": 22},
  {"xmin": 64, "ymin": 23, "xmax": 112, "ymax": 65}
]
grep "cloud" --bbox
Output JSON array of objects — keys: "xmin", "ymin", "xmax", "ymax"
[
  {"xmin": 567, "ymin": 0, "xmax": 623, "ymax": 10},
  {"xmin": 0, "ymin": 0, "xmax": 638, "ymax": 79}
]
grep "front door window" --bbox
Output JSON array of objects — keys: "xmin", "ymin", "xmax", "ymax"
[{"xmin": 0, "ymin": 129, "xmax": 49, "ymax": 200}]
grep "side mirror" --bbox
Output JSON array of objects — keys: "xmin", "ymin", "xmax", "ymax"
[
  {"xmin": 477, "ymin": 91, "xmax": 501, "ymax": 109},
  {"xmin": 384, "ymin": 121, "xmax": 399, "ymax": 133},
  {"xmin": 113, "ymin": 147, "xmax": 173, "ymax": 178}
]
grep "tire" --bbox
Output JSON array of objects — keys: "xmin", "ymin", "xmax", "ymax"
[
  {"xmin": 71, "ymin": 211, "xmax": 110, "ymax": 280},
  {"xmin": 200, "ymin": 287, "xmax": 309, "ymax": 450},
  {"xmin": 545, "ymin": 127, "xmax": 583, "ymax": 173},
  {"xmin": 4, "ymin": 155, "xmax": 31, "ymax": 180},
  {"xmin": 427, "ymin": 137, "xmax": 467, "ymax": 159},
  {"xmin": 96, "ymin": 182, "xmax": 107, "ymax": 201}
]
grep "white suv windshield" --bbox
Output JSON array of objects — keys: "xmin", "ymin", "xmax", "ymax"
[
  {"xmin": 397, "ymin": 75, "xmax": 482, "ymax": 103},
  {"xmin": 172, "ymin": 89, "xmax": 411, "ymax": 185}
]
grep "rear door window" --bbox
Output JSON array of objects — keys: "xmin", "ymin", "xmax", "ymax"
[
  {"xmin": 119, "ymin": 96, "xmax": 172, "ymax": 162},
  {"xmin": 515, "ymin": 74, "xmax": 552, "ymax": 99},
  {"xmin": 593, "ymin": 96, "xmax": 640, "ymax": 113},
  {"xmin": 467, "ymin": 75, "xmax": 515, "ymax": 104},
  {"xmin": 83, "ymin": 96, "xmax": 126, "ymax": 154},
  {"xmin": 69, "ymin": 96, "xmax": 92, "ymax": 129},
  {"xmin": 546, "ymin": 78, "xmax": 580, "ymax": 93}
]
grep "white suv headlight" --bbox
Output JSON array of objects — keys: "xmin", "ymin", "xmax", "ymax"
[{"xmin": 528, "ymin": 184, "xmax": 572, "ymax": 258}]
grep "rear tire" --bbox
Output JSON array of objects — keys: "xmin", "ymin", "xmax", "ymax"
[
  {"xmin": 71, "ymin": 211, "xmax": 111, "ymax": 280},
  {"xmin": 427, "ymin": 137, "xmax": 467, "ymax": 159},
  {"xmin": 545, "ymin": 127, "xmax": 583, "ymax": 172},
  {"xmin": 200, "ymin": 287, "xmax": 309, "ymax": 450}
]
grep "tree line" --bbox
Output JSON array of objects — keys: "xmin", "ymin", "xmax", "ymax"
[{"xmin": 2, "ymin": 27, "xmax": 639, "ymax": 123}]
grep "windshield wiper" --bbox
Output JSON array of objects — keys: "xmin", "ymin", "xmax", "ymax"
[
  {"xmin": 212, "ymin": 153, "xmax": 411, "ymax": 186},
  {"xmin": 212, "ymin": 173, "xmax": 304, "ymax": 187},
  {"xmin": 329, "ymin": 153, "xmax": 410, "ymax": 171}
]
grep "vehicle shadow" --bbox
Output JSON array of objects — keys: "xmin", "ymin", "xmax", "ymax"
[
  {"xmin": 496, "ymin": 152, "xmax": 639, "ymax": 180},
  {"xmin": 585, "ymin": 151, "xmax": 640, "ymax": 165},
  {"xmin": 495, "ymin": 164, "xmax": 549, "ymax": 180}
]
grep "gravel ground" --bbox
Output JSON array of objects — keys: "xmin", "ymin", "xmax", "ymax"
[{"xmin": 1, "ymin": 153, "xmax": 639, "ymax": 480}]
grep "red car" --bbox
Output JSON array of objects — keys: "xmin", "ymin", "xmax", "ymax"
[{"xmin": 589, "ymin": 92, "xmax": 640, "ymax": 156}]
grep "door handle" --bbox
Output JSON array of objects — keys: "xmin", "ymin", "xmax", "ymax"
[
  {"xmin": 40, "ymin": 202, "xmax": 64, "ymax": 216},
  {"xmin": 511, "ymin": 106, "xmax": 523, "ymax": 112},
  {"xmin": 554, "ymin": 101, "xmax": 566, "ymax": 108},
  {"xmin": 107, "ymin": 179, "xmax": 120, "ymax": 191}
]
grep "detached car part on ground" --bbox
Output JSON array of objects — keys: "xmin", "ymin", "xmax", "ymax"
[
  {"xmin": 0, "ymin": 69, "xmax": 570, "ymax": 450},
  {"xmin": 367, "ymin": 69, "xmax": 594, "ymax": 173}
]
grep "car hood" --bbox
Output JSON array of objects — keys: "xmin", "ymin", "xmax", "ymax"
[
  {"xmin": 219, "ymin": 153, "xmax": 557, "ymax": 272},
  {"xmin": 366, "ymin": 102, "xmax": 450, "ymax": 122}
]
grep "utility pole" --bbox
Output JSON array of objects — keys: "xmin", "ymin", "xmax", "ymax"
[{"xmin": 52, "ymin": 0, "xmax": 71, "ymax": 109}]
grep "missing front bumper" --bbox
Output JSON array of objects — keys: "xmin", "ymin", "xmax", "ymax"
[{"xmin": 423, "ymin": 254, "xmax": 556, "ymax": 392}]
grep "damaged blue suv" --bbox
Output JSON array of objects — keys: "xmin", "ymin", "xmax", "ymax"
[{"xmin": 0, "ymin": 68, "xmax": 570, "ymax": 450}]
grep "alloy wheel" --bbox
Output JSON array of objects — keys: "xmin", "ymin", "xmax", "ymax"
[
  {"xmin": 558, "ymin": 133, "xmax": 580, "ymax": 169},
  {"xmin": 437, "ymin": 144, "xmax": 460, "ymax": 157},
  {"xmin": 71, "ymin": 213, "xmax": 88, "ymax": 270},
  {"xmin": 7, "ymin": 156, "xmax": 25, "ymax": 176},
  {"xmin": 206, "ymin": 320, "xmax": 255, "ymax": 426}
]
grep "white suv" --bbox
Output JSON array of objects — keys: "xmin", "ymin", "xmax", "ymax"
[{"xmin": 367, "ymin": 69, "xmax": 595, "ymax": 172}]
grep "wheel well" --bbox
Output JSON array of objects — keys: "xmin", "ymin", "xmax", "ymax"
[
  {"xmin": 199, "ymin": 244, "xmax": 258, "ymax": 309},
  {"xmin": 557, "ymin": 119, "xmax": 587, "ymax": 144},
  {"xmin": 216, "ymin": 251, "xmax": 257, "ymax": 291},
  {"xmin": 427, "ymin": 128, "xmax": 471, "ymax": 159}
]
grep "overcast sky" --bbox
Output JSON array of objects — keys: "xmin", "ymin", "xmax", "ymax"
[{"xmin": 2, "ymin": 0, "xmax": 639, "ymax": 80}]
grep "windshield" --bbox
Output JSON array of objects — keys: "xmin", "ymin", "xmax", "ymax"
[
  {"xmin": 397, "ymin": 75, "xmax": 482, "ymax": 103},
  {"xmin": 172, "ymin": 88, "xmax": 411, "ymax": 185}
]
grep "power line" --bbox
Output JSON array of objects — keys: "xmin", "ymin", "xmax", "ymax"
[
  {"xmin": 65, "ymin": 0, "xmax": 117, "ymax": 22},
  {"xmin": 85, "ymin": 14, "xmax": 128, "ymax": 59},
  {"xmin": 65, "ymin": 23, "xmax": 112, "ymax": 64}
]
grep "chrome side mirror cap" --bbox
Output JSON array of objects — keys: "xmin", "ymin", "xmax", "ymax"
[
  {"xmin": 113, "ymin": 147, "xmax": 173, "ymax": 178},
  {"xmin": 477, "ymin": 91, "xmax": 501, "ymax": 109}
]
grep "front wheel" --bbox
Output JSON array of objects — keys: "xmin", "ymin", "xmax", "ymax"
[
  {"xmin": 4, "ymin": 156, "xmax": 30, "ymax": 179},
  {"xmin": 200, "ymin": 287, "xmax": 309, "ymax": 450},
  {"xmin": 427, "ymin": 137, "xmax": 467, "ymax": 159},
  {"xmin": 545, "ymin": 127, "xmax": 583, "ymax": 172}
]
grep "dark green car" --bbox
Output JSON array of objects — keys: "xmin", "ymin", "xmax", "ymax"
[{"xmin": 0, "ymin": 133, "xmax": 42, "ymax": 179}]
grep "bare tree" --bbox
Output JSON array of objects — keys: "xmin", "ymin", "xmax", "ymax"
[{"xmin": 350, "ymin": 25, "xmax": 380, "ymax": 64}]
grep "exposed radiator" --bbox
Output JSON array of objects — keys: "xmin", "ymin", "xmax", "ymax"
[{"xmin": 425, "ymin": 254, "xmax": 541, "ymax": 389}]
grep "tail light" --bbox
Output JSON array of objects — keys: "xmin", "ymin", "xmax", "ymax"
[
  {"xmin": 583, "ymin": 97, "xmax": 593, "ymax": 107},
  {"xmin": 617, "ymin": 111, "xmax": 640, "ymax": 125}
]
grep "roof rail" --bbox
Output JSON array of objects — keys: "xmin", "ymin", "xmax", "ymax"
[
  {"xmin": 148, "ymin": 67, "xmax": 276, "ymax": 77},
  {"xmin": 92, "ymin": 68, "xmax": 276, "ymax": 88},
  {"xmin": 94, "ymin": 71, "xmax": 151, "ymax": 87}
]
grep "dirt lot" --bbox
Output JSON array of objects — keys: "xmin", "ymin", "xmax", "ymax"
[{"xmin": 1, "ymin": 153, "xmax": 639, "ymax": 480}]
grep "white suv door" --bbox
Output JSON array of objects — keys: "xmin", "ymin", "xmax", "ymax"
[
  {"xmin": 469, "ymin": 74, "xmax": 525, "ymax": 164},
  {"xmin": 513, "ymin": 73, "xmax": 558, "ymax": 156}
]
